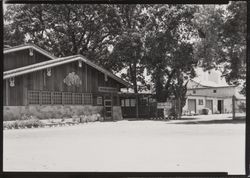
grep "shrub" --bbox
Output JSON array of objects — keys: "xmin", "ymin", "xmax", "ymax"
[
  {"xmin": 214, "ymin": 110, "xmax": 220, "ymax": 114},
  {"xmin": 4, "ymin": 118, "xmax": 45, "ymax": 129},
  {"xmin": 202, "ymin": 108, "xmax": 210, "ymax": 115},
  {"xmin": 79, "ymin": 114, "xmax": 102, "ymax": 123},
  {"xmin": 238, "ymin": 102, "xmax": 246, "ymax": 113}
]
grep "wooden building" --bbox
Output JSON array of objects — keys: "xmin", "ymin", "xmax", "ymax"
[
  {"xmin": 119, "ymin": 93, "xmax": 157, "ymax": 118},
  {"xmin": 3, "ymin": 44, "xmax": 131, "ymax": 121}
]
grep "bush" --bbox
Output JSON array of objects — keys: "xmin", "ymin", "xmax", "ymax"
[
  {"xmin": 214, "ymin": 110, "xmax": 220, "ymax": 114},
  {"xmin": 79, "ymin": 114, "xmax": 103, "ymax": 123},
  {"xmin": 238, "ymin": 102, "xmax": 246, "ymax": 113},
  {"xmin": 4, "ymin": 117, "xmax": 45, "ymax": 129},
  {"xmin": 202, "ymin": 108, "xmax": 210, "ymax": 115}
]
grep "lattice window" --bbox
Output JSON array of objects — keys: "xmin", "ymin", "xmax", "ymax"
[
  {"xmin": 41, "ymin": 91, "xmax": 51, "ymax": 104},
  {"xmin": 64, "ymin": 92, "xmax": 72, "ymax": 104},
  {"xmin": 83, "ymin": 93, "xmax": 92, "ymax": 105},
  {"xmin": 53, "ymin": 92, "xmax": 62, "ymax": 104},
  {"xmin": 28, "ymin": 91, "xmax": 40, "ymax": 104},
  {"xmin": 74, "ymin": 93, "xmax": 82, "ymax": 105}
]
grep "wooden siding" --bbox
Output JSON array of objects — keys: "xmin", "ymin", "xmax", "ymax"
[
  {"xmin": 4, "ymin": 49, "xmax": 52, "ymax": 71},
  {"xmin": 4, "ymin": 60, "xmax": 123, "ymax": 106}
]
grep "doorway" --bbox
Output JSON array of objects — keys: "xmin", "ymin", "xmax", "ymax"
[
  {"xmin": 205, "ymin": 99, "xmax": 213, "ymax": 114},
  {"xmin": 104, "ymin": 94, "xmax": 112, "ymax": 120},
  {"xmin": 217, "ymin": 100, "xmax": 224, "ymax": 114},
  {"xmin": 188, "ymin": 99, "xmax": 196, "ymax": 114}
]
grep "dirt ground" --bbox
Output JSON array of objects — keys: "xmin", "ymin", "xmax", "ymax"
[{"xmin": 3, "ymin": 114, "xmax": 245, "ymax": 174}]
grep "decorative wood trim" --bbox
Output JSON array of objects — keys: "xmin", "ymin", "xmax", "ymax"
[
  {"xmin": 4, "ymin": 44, "xmax": 56, "ymax": 60},
  {"xmin": 29, "ymin": 48, "xmax": 33, "ymax": 56},
  {"xmin": 4, "ymin": 53, "xmax": 131, "ymax": 87}
]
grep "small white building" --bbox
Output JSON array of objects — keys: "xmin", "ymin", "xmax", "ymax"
[
  {"xmin": 183, "ymin": 68, "xmax": 245, "ymax": 115},
  {"xmin": 183, "ymin": 80, "xmax": 245, "ymax": 115}
]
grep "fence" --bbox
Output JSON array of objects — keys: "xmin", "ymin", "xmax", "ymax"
[
  {"xmin": 28, "ymin": 90, "xmax": 92, "ymax": 105},
  {"xmin": 232, "ymin": 95, "xmax": 246, "ymax": 120}
]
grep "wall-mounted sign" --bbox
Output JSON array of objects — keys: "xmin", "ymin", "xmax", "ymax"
[
  {"xmin": 157, "ymin": 102, "xmax": 172, "ymax": 109},
  {"xmin": 63, "ymin": 72, "xmax": 82, "ymax": 87},
  {"xmin": 98, "ymin": 87, "xmax": 117, "ymax": 93}
]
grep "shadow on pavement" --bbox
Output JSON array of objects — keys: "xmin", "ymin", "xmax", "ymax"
[{"xmin": 172, "ymin": 119, "xmax": 245, "ymax": 125}]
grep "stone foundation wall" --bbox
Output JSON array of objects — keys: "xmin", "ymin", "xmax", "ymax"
[{"xmin": 4, "ymin": 105, "xmax": 104, "ymax": 121}]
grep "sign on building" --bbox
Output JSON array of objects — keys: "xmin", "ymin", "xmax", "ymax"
[{"xmin": 98, "ymin": 87, "xmax": 118, "ymax": 93}]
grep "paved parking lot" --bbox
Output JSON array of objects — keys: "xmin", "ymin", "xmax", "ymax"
[{"xmin": 3, "ymin": 114, "xmax": 245, "ymax": 174}]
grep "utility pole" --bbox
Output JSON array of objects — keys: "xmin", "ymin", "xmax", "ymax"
[{"xmin": 232, "ymin": 95, "xmax": 236, "ymax": 120}]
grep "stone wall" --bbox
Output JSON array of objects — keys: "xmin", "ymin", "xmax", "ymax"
[{"xmin": 4, "ymin": 105, "xmax": 104, "ymax": 121}]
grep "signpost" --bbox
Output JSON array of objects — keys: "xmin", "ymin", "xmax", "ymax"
[{"xmin": 157, "ymin": 102, "xmax": 173, "ymax": 118}]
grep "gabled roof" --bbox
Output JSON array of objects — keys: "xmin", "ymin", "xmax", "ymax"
[
  {"xmin": 188, "ymin": 79, "xmax": 233, "ymax": 89},
  {"xmin": 4, "ymin": 43, "xmax": 57, "ymax": 60},
  {"xmin": 4, "ymin": 45, "xmax": 131, "ymax": 88}
]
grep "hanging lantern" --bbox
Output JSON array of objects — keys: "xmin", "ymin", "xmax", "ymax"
[
  {"xmin": 9, "ymin": 77, "xmax": 15, "ymax": 87},
  {"xmin": 105, "ymin": 74, "xmax": 108, "ymax": 82},
  {"xmin": 47, "ymin": 68, "xmax": 51, "ymax": 76},
  {"xmin": 78, "ymin": 60, "xmax": 82, "ymax": 68},
  {"xmin": 29, "ymin": 48, "xmax": 33, "ymax": 56}
]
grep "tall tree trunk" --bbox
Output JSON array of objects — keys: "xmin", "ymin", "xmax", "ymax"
[{"xmin": 132, "ymin": 59, "xmax": 138, "ymax": 93}]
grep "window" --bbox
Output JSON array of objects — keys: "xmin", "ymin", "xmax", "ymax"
[
  {"xmin": 28, "ymin": 90, "xmax": 93, "ymax": 106},
  {"xmin": 193, "ymin": 90, "xmax": 196, "ymax": 94},
  {"xmin": 64, "ymin": 92, "xmax": 72, "ymax": 104},
  {"xmin": 198, "ymin": 99, "xmax": 203, "ymax": 105},
  {"xmin": 213, "ymin": 90, "xmax": 217, "ymax": 93},
  {"xmin": 121, "ymin": 99, "xmax": 125, "ymax": 107},
  {"xmin": 97, "ymin": 96, "xmax": 103, "ymax": 105},
  {"xmin": 41, "ymin": 91, "xmax": 51, "ymax": 104},
  {"xmin": 83, "ymin": 93, "xmax": 92, "ymax": 105},
  {"xmin": 125, "ymin": 99, "xmax": 130, "ymax": 107},
  {"xmin": 74, "ymin": 93, "xmax": 82, "ymax": 105},
  {"xmin": 53, "ymin": 92, "xmax": 62, "ymax": 104},
  {"xmin": 130, "ymin": 99, "xmax": 136, "ymax": 106},
  {"xmin": 28, "ymin": 91, "xmax": 39, "ymax": 104}
]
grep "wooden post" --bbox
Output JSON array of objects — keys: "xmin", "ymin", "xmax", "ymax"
[
  {"xmin": 72, "ymin": 93, "xmax": 75, "ymax": 105},
  {"xmin": 85, "ymin": 64, "xmax": 88, "ymax": 92},
  {"xmin": 232, "ymin": 95, "xmax": 236, "ymax": 120},
  {"xmin": 136, "ymin": 93, "xmax": 139, "ymax": 119},
  {"xmin": 178, "ymin": 97, "xmax": 181, "ymax": 119},
  {"xmin": 5, "ymin": 80, "xmax": 9, "ymax": 106},
  {"xmin": 39, "ymin": 91, "xmax": 42, "ymax": 105},
  {"xmin": 51, "ymin": 91, "xmax": 53, "ymax": 105}
]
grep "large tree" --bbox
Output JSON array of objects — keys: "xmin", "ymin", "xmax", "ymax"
[
  {"xmin": 193, "ymin": 2, "xmax": 247, "ymax": 95},
  {"xmin": 4, "ymin": 4, "xmax": 122, "ymax": 65},
  {"xmin": 107, "ymin": 4, "xmax": 154, "ymax": 93},
  {"xmin": 143, "ymin": 5, "xmax": 197, "ymax": 103}
]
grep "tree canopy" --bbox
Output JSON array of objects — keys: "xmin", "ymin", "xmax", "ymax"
[{"xmin": 4, "ymin": 2, "xmax": 247, "ymax": 99}]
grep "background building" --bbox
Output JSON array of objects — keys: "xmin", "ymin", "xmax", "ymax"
[{"xmin": 183, "ymin": 68, "xmax": 245, "ymax": 115}]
